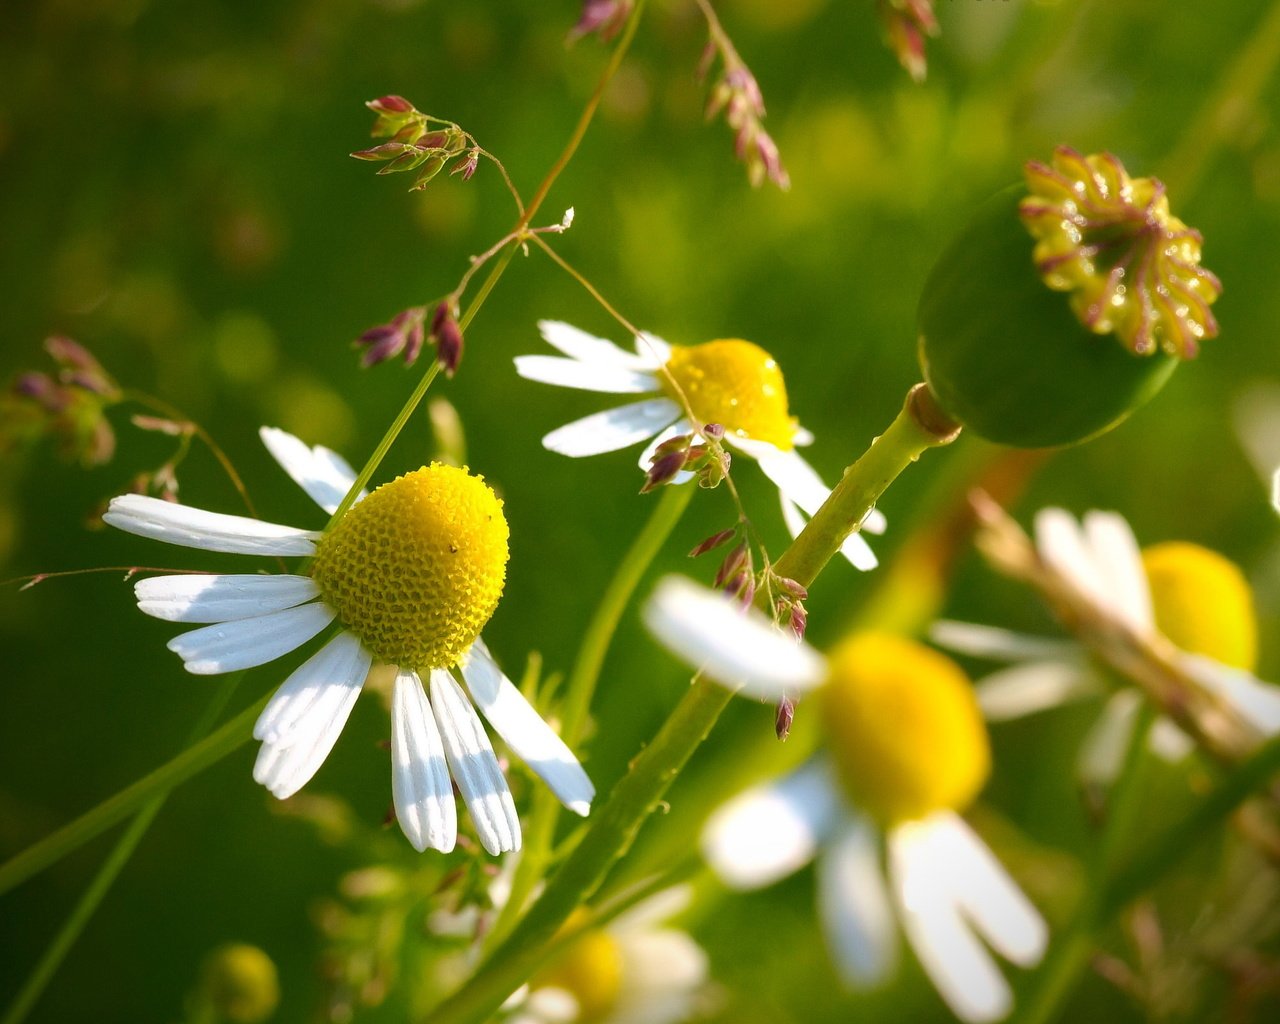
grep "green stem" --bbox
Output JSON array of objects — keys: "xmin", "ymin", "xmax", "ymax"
[
  {"xmin": 1013, "ymin": 724, "xmax": 1280, "ymax": 1024},
  {"xmin": 425, "ymin": 383, "xmax": 960, "ymax": 1024},
  {"xmin": 0, "ymin": 693, "xmax": 267, "ymax": 898},
  {"xmin": 2, "ymin": 673, "xmax": 245, "ymax": 1024},
  {"xmin": 488, "ymin": 484, "xmax": 694, "ymax": 950}
]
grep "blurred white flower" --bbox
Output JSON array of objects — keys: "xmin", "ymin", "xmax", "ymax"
[
  {"xmin": 934, "ymin": 508, "xmax": 1280, "ymax": 788},
  {"xmin": 503, "ymin": 887, "xmax": 709, "ymax": 1024},
  {"xmin": 644, "ymin": 577, "xmax": 1045, "ymax": 1022}
]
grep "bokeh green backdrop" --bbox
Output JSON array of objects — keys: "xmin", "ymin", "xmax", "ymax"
[{"xmin": 3, "ymin": 0, "xmax": 1280, "ymax": 1021}]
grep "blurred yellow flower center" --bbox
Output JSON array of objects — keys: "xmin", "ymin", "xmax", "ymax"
[
  {"xmin": 1142, "ymin": 541, "xmax": 1256, "ymax": 671},
  {"xmin": 821, "ymin": 633, "xmax": 990, "ymax": 826},
  {"xmin": 661, "ymin": 339, "xmax": 798, "ymax": 449},
  {"xmin": 311, "ymin": 464, "xmax": 509, "ymax": 670},
  {"xmin": 532, "ymin": 910, "xmax": 623, "ymax": 1021}
]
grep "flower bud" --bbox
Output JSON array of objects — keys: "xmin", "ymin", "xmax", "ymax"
[
  {"xmin": 194, "ymin": 943, "xmax": 280, "ymax": 1024},
  {"xmin": 917, "ymin": 149, "xmax": 1218, "ymax": 448}
]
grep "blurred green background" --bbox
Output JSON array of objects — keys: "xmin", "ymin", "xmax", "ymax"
[{"xmin": 3, "ymin": 0, "xmax": 1280, "ymax": 1021}]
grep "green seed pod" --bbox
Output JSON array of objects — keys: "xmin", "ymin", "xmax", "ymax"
[{"xmin": 917, "ymin": 148, "xmax": 1220, "ymax": 448}]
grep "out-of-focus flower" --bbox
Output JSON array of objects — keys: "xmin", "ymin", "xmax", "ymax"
[
  {"xmin": 2, "ymin": 336, "xmax": 121, "ymax": 466},
  {"xmin": 919, "ymin": 149, "xmax": 1219, "ymax": 447},
  {"xmin": 876, "ymin": 0, "xmax": 939, "ymax": 83},
  {"xmin": 643, "ymin": 578, "xmax": 1046, "ymax": 1023},
  {"xmin": 516, "ymin": 321, "xmax": 886, "ymax": 570},
  {"xmin": 105, "ymin": 427, "xmax": 593, "ymax": 854},
  {"xmin": 567, "ymin": 0, "xmax": 634, "ymax": 44},
  {"xmin": 934, "ymin": 508, "xmax": 1280, "ymax": 788},
  {"xmin": 192, "ymin": 943, "xmax": 280, "ymax": 1024},
  {"xmin": 503, "ymin": 888, "xmax": 709, "ymax": 1024}
]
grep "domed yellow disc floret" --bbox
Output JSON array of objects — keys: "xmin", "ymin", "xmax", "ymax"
[
  {"xmin": 311, "ymin": 464, "xmax": 509, "ymax": 671},
  {"xmin": 660, "ymin": 339, "xmax": 799, "ymax": 450},
  {"xmin": 1142, "ymin": 541, "xmax": 1257, "ymax": 672},
  {"xmin": 821, "ymin": 633, "xmax": 991, "ymax": 826},
  {"xmin": 531, "ymin": 909, "xmax": 623, "ymax": 1022}
]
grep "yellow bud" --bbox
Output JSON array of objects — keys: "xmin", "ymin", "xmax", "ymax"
[
  {"xmin": 1142, "ymin": 541, "xmax": 1257, "ymax": 671},
  {"xmin": 822, "ymin": 633, "xmax": 990, "ymax": 825}
]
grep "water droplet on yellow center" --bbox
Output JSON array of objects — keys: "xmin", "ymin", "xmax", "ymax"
[
  {"xmin": 532, "ymin": 910, "xmax": 623, "ymax": 1022},
  {"xmin": 660, "ymin": 339, "xmax": 798, "ymax": 449},
  {"xmin": 311, "ymin": 464, "xmax": 509, "ymax": 670},
  {"xmin": 1142, "ymin": 541, "xmax": 1256, "ymax": 671},
  {"xmin": 821, "ymin": 633, "xmax": 990, "ymax": 826}
]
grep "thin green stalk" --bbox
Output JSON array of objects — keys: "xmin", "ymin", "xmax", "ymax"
[
  {"xmin": 425, "ymin": 384, "xmax": 961, "ymax": 1024},
  {"xmin": 489, "ymin": 484, "xmax": 694, "ymax": 950},
  {"xmin": 1013, "ymin": 722, "xmax": 1280, "ymax": 1024},
  {"xmin": 0, "ymin": 693, "xmax": 268, "ymax": 898},
  {"xmin": 2, "ymin": 673, "xmax": 245, "ymax": 1024}
]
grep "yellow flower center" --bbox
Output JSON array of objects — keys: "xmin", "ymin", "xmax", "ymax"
[
  {"xmin": 821, "ymin": 633, "xmax": 991, "ymax": 826},
  {"xmin": 531, "ymin": 910, "xmax": 623, "ymax": 1022},
  {"xmin": 660, "ymin": 339, "xmax": 798, "ymax": 450},
  {"xmin": 1142, "ymin": 541, "xmax": 1256, "ymax": 672},
  {"xmin": 311, "ymin": 464, "xmax": 509, "ymax": 670}
]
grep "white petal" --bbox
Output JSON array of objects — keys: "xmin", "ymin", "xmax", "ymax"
[
  {"xmin": 644, "ymin": 576, "xmax": 827, "ymax": 700},
  {"xmin": 253, "ymin": 630, "xmax": 371, "ymax": 744},
  {"xmin": 1033, "ymin": 508, "xmax": 1114, "ymax": 617},
  {"xmin": 929, "ymin": 620, "xmax": 1081, "ymax": 664},
  {"xmin": 134, "ymin": 573, "xmax": 320, "ymax": 623},
  {"xmin": 259, "ymin": 426, "xmax": 363, "ymax": 515},
  {"xmin": 1077, "ymin": 690, "xmax": 1141, "ymax": 787},
  {"xmin": 1148, "ymin": 718, "xmax": 1194, "ymax": 761},
  {"xmin": 701, "ymin": 761, "xmax": 840, "ymax": 889},
  {"xmin": 793, "ymin": 425, "xmax": 815, "ymax": 447},
  {"xmin": 929, "ymin": 813, "xmax": 1047, "ymax": 967},
  {"xmin": 634, "ymin": 331, "xmax": 671, "ymax": 366},
  {"xmin": 817, "ymin": 817, "xmax": 898, "ymax": 986},
  {"xmin": 780, "ymin": 494, "xmax": 808, "ymax": 540},
  {"xmin": 536, "ymin": 320, "xmax": 658, "ymax": 370},
  {"xmin": 103, "ymin": 494, "xmax": 320, "ymax": 556},
  {"xmin": 392, "ymin": 670, "xmax": 458, "ymax": 853},
  {"xmin": 460, "ymin": 641, "xmax": 595, "ymax": 816},
  {"xmin": 750, "ymin": 446, "xmax": 878, "ymax": 570},
  {"xmin": 612, "ymin": 931, "xmax": 708, "ymax": 1024},
  {"xmin": 166, "ymin": 602, "xmax": 335, "ymax": 674},
  {"xmin": 252, "ymin": 631, "xmax": 371, "ymax": 798},
  {"xmin": 749, "ymin": 445, "xmax": 831, "ymax": 516},
  {"xmin": 612, "ymin": 886, "xmax": 694, "ymax": 933},
  {"xmin": 1181, "ymin": 653, "xmax": 1280, "ymax": 736},
  {"xmin": 976, "ymin": 661, "xmax": 1098, "ymax": 721},
  {"xmin": 637, "ymin": 419, "xmax": 694, "ymax": 485},
  {"xmin": 542, "ymin": 399, "xmax": 681, "ymax": 458},
  {"xmin": 523, "ymin": 988, "xmax": 579, "ymax": 1024},
  {"xmin": 514, "ymin": 354, "xmax": 659, "ymax": 394},
  {"xmin": 429, "ymin": 670, "xmax": 521, "ymax": 855},
  {"xmin": 1081, "ymin": 510, "xmax": 1153, "ymax": 634},
  {"xmin": 889, "ymin": 818, "xmax": 1013, "ymax": 1023},
  {"xmin": 862, "ymin": 508, "xmax": 888, "ymax": 535}
]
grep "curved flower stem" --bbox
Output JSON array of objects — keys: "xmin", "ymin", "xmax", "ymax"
[
  {"xmin": 1013, "ymin": 725, "xmax": 1280, "ymax": 1024},
  {"xmin": 1, "ymin": 671, "xmax": 245, "ymax": 1024},
  {"xmin": 488, "ymin": 483, "xmax": 695, "ymax": 950},
  {"xmin": 425, "ymin": 383, "xmax": 961, "ymax": 1024},
  {"xmin": 0, "ymin": 692, "xmax": 268, "ymax": 899}
]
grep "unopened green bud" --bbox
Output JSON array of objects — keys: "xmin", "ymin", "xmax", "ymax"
[{"xmin": 917, "ymin": 148, "xmax": 1220, "ymax": 448}]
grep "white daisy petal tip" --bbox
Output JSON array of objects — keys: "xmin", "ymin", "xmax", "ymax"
[{"xmin": 643, "ymin": 575, "xmax": 826, "ymax": 700}]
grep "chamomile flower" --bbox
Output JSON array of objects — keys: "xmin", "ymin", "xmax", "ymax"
[
  {"xmin": 504, "ymin": 888, "xmax": 709, "ymax": 1024},
  {"xmin": 515, "ymin": 321, "xmax": 885, "ymax": 570},
  {"xmin": 103, "ymin": 427, "xmax": 593, "ymax": 855},
  {"xmin": 933, "ymin": 508, "xmax": 1280, "ymax": 787},
  {"xmin": 644, "ymin": 578, "xmax": 1047, "ymax": 1023}
]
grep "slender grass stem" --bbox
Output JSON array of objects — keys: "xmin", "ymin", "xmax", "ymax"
[{"xmin": 1, "ymin": 671, "xmax": 245, "ymax": 1024}]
